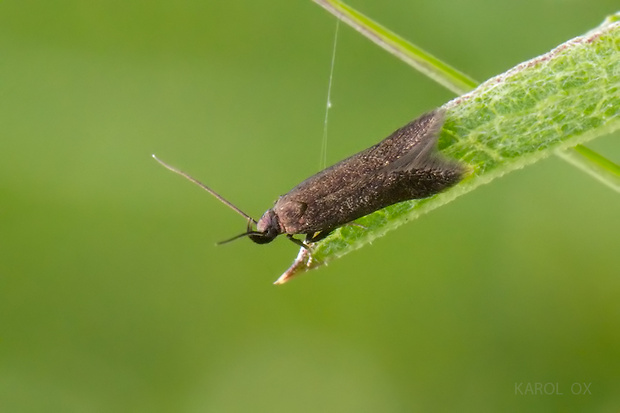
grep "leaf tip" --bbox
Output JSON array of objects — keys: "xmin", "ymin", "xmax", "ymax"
[{"xmin": 274, "ymin": 248, "xmax": 322, "ymax": 284}]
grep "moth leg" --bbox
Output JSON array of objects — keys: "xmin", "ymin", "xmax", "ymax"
[
  {"xmin": 287, "ymin": 234, "xmax": 310, "ymax": 250},
  {"xmin": 306, "ymin": 229, "xmax": 334, "ymax": 243}
]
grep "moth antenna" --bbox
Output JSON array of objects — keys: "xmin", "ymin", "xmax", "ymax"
[
  {"xmin": 152, "ymin": 154, "xmax": 257, "ymax": 224},
  {"xmin": 217, "ymin": 218, "xmax": 259, "ymax": 245},
  {"xmin": 217, "ymin": 230, "xmax": 263, "ymax": 245}
]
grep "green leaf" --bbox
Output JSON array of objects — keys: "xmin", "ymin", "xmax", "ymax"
[{"xmin": 276, "ymin": 10, "xmax": 620, "ymax": 284}]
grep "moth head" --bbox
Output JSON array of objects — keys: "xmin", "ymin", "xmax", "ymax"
[{"xmin": 250, "ymin": 209, "xmax": 281, "ymax": 244}]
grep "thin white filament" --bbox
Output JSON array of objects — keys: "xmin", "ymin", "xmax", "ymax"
[{"xmin": 320, "ymin": 19, "xmax": 340, "ymax": 169}]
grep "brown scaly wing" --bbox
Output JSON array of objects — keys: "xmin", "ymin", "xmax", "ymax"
[{"xmin": 274, "ymin": 109, "xmax": 464, "ymax": 234}]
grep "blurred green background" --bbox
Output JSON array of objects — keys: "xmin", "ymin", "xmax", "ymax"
[{"xmin": 1, "ymin": 0, "xmax": 619, "ymax": 411}]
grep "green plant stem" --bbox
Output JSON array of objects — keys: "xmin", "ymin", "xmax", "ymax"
[
  {"xmin": 556, "ymin": 145, "xmax": 620, "ymax": 192},
  {"xmin": 313, "ymin": 0, "xmax": 478, "ymax": 95}
]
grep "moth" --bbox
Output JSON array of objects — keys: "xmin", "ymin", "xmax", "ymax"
[{"xmin": 154, "ymin": 109, "xmax": 465, "ymax": 248}]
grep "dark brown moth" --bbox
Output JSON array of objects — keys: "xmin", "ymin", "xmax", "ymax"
[{"xmin": 153, "ymin": 109, "xmax": 465, "ymax": 248}]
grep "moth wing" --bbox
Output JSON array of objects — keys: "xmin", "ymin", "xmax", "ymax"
[
  {"xmin": 273, "ymin": 109, "xmax": 465, "ymax": 233},
  {"xmin": 285, "ymin": 109, "xmax": 447, "ymax": 203},
  {"xmin": 386, "ymin": 134, "xmax": 463, "ymax": 177},
  {"xmin": 378, "ymin": 110, "xmax": 449, "ymax": 173}
]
